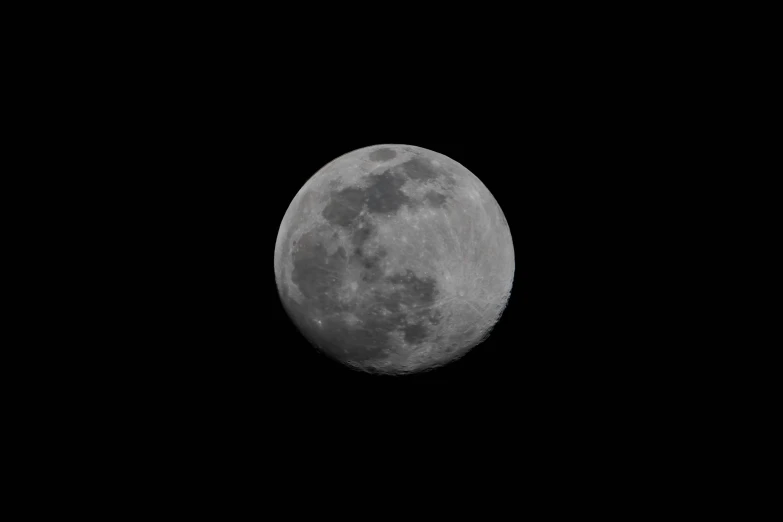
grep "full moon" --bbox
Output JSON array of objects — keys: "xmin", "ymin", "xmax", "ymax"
[{"xmin": 274, "ymin": 144, "xmax": 514, "ymax": 373}]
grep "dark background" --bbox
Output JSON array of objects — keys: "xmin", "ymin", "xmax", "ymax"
[
  {"xmin": 93, "ymin": 24, "xmax": 691, "ymax": 454},
  {"xmin": 116, "ymin": 98, "xmax": 675, "ymax": 470},
  {"xmin": 29, "ymin": 5, "xmax": 733, "ymax": 503},
  {"xmin": 141, "ymin": 99, "xmax": 659, "ymax": 426}
]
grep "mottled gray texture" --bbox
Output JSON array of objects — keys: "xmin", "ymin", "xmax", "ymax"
[{"xmin": 274, "ymin": 144, "xmax": 514, "ymax": 373}]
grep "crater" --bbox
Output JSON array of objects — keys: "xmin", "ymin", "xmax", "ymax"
[
  {"xmin": 398, "ymin": 156, "xmax": 441, "ymax": 181},
  {"xmin": 293, "ymin": 262, "xmax": 443, "ymax": 363},
  {"xmin": 350, "ymin": 219, "xmax": 374, "ymax": 248},
  {"xmin": 369, "ymin": 148, "xmax": 397, "ymax": 162},
  {"xmin": 383, "ymin": 269, "xmax": 439, "ymax": 309},
  {"xmin": 322, "ymin": 186, "xmax": 365, "ymax": 227},
  {"xmin": 403, "ymin": 323, "xmax": 429, "ymax": 343},
  {"xmin": 322, "ymin": 168, "xmax": 412, "ymax": 229},
  {"xmin": 357, "ymin": 252, "xmax": 385, "ymax": 283},
  {"xmin": 425, "ymin": 190, "xmax": 449, "ymax": 207},
  {"xmin": 291, "ymin": 228, "xmax": 347, "ymax": 309},
  {"xmin": 364, "ymin": 170, "xmax": 410, "ymax": 215}
]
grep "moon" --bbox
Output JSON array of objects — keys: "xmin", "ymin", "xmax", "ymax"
[{"xmin": 274, "ymin": 144, "xmax": 514, "ymax": 373}]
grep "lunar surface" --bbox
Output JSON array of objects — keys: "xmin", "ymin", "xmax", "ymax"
[{"xmin": 274, "ymin": 144, "xmax": 514, "ymax": 373}]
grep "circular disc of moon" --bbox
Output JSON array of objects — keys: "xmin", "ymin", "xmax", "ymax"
[{"xmin": 274, "ymin": 144, "xmax": 514, "ymax": 373}]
